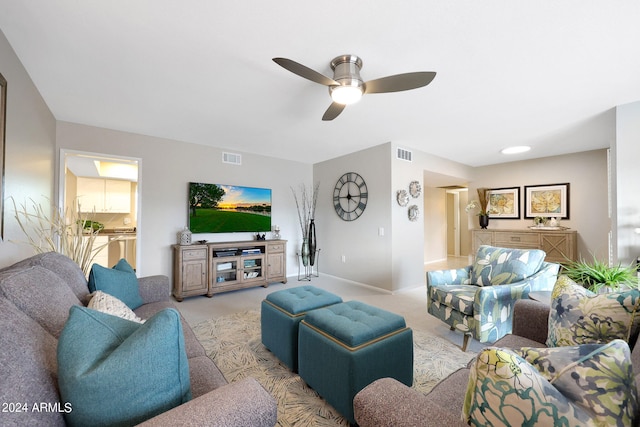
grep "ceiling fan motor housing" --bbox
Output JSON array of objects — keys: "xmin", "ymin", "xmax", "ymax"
[{"xmin": 330, "ymin": 54, "xmax": 364, "ymax": 89}]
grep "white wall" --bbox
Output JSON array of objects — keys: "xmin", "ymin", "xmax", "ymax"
[
  {"xmin": 56, "ymin": 122, "xmax": 311, "ymax": 279},
  {"xmin": 469, "ymin": 149, "xmax": 610, "ymax": 260},
  {"xmin": 0, "ymin": 29, "xmax": 56, "ymax": 268},
  {"xmin": 423, "ymin": 186, "xmax": 447, "ymax": 262},
  {"xmin": 314, "ymin": 142, "xmax": 475, "ymax": 292},
  {"xmin": 314, "ymin": 144, "xmax": 393, "ymax": 290},
  {"xmin": 614, "ymin": 101, "xmax": 640, "ymax": 264},
  {"xmin": 390, "ymin": 143, "xmax": 427, "ymax": 291}
]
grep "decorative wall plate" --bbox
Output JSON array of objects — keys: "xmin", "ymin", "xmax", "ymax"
[
  {"xmin": 396, "ymin": 189, "xmax": 409, "ymax": 207},
  {"xmin": 409, "ymin": 180, "xmax": 422, "ymax": 198},
  {"xmin": 408, "ymin": 205, "xmax": 420, "ymax": 221}
]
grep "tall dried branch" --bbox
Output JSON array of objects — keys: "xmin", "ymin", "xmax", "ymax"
[{"xmin": 11, "ymin": 197, "xmax": 116, "ymax": 275}]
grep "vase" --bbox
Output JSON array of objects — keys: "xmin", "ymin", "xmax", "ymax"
[
  {"xmin": 479, "ymin": 215, "xmax": 489, "ymax": 229},
  {"xmin": 301, "ymin": 238, "xmax": 310, "ymax": 267},
  {"xmin": 308, "ymin": 219, "xmax": 317, "ymax": 266}
]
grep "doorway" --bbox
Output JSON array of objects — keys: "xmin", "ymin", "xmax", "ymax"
[
  {"xmin": 58, "ymin": 149, "xmax": 141, "ymax": 272},
  {"xmin": 446, "ymin": 191, "xmax": 461, "ymax": 256}
]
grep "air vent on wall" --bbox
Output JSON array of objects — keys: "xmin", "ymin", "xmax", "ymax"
[
  {"xmin": 222, "ymin": 152, "xmax": 242, "ymax": 165},
  {"xmin": 396, "ymin": 147, "xmax": 412, "ymax": 162}
]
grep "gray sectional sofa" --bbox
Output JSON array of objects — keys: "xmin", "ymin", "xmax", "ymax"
[
  {"xmin": 353, "ymin": 299, "xmax": 640, "ymax": 427},
  {"xmin": 0, "ymin": 252, "xmax": 277, "ymax": 426}
]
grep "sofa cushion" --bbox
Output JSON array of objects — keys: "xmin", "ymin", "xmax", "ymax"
[
  {"xmin": 428, "ymin": 284, "xmax": 477, "ymax": 315},
  {"xmin": 88, "ymin": 261, "xmax": 143, "ymax": 309},
  {"xmin": 0, "ymin": 297, "xmax": 65, "ymax": 427},
  {"xmin": 32, "ymin": 251, "xmax": 91, "ymax": 301},
  {"xmin": 546, "ymin": 275, "xmax": 640, "ymax": 348},
  {"xmin": 471, "ymin": 245, "xmax": 545, "ymax": 286},
  {"xmin": 462, "ymin": 340, "xmax": 638, "ymax": 427},
  {"xmin": 0, "ymin": 265, "xmax": 81, "ymax": 337},
  {"xmin": 88, "ymin": 290, "xmax": 145, "ymax": 323},
  {"xmin": 58, "ymin": 306, "xmax": 192, "ymax": 426}
]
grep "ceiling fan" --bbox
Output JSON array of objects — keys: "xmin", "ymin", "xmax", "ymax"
[{"xmin": 273, "ymin": 54, "xmax": 436, "ymax": 121}]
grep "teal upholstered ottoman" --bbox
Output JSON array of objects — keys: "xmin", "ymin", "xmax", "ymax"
[
  {"xmin": 261, "ymin": 286, "xmax": 342, "ymax": 371},
  {"xmin": 298, "ymin": 300, "xmax": 413, "ymax": 424}
]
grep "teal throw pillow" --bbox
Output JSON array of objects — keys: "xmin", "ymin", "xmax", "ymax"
[
  {"xmin": 471, "ymin": 245, "xmax": 545, "ymax": 286},
  {"xmin": 113, "ymin": 257, "xmax": 136, "ymax": 273},
  {"xmin": 58, "ymin": 306, "xmax": 192, "ymax": 427},
  {"xmin": 546, "ymin": 275, "xmax": 640, "ymax": 348},
  {"xmin": 462, "ymin": 340, "xmax": 638, "ymax": 427},
  {"xmin": 88, "ymin": 261, "xmax": 143, "ymax": 309}
]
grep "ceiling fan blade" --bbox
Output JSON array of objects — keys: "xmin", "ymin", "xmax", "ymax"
[
  {"xmin": 273, "ymin": 57, "xmax": 340, "ymax": 87},
  {"xmin": 322, "ymin": 102, "xmax": 346, "ymax": 121},
  {"xmin": 364, "ymin": 71, "xmax": 436, "ymax": 94}
]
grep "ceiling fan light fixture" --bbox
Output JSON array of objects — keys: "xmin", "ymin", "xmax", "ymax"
[
  {"xmin": 330, "ymin": 85, "xmax": 363, "ymax": 105},
  {"xmin": 501, "ymin": 145, "xmax": 531, "ymax": 155}
]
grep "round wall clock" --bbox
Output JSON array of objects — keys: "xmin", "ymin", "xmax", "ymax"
[
  {"xmin": 396, "ymin": 189, "xmax": 409, "ymax": 207},
  {"xmin": 333, "ymin": 172, "xmax": 368, "ymax": 221},
  {"xmin": 409, "ymin": 180, "xmax": 422, "ymax": 198}
]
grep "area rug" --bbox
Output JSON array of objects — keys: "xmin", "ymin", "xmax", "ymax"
[{"xmin": 193, "ymin": 310, "xmax": 475, "ymax": 426}]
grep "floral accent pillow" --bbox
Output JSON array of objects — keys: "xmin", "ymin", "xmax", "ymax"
[
  {"xmin": 87, "ymin": 291, "xmax": 145, "ymax": 323},
  {"xmin": 471, "ymin": 245, "xmax": 546, "ymax": 287},
  {"xmin": 546, "ymin": 275, "xmax": 640, "ymax": 347},
  {"xmin": 462, "ymin": 340, "xmax": 638, "ymax": 427}
]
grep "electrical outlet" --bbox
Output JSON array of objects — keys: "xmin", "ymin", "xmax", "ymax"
[{"xmin": 341, "ymin": 255, "xmax": 346, "ymax": 263}]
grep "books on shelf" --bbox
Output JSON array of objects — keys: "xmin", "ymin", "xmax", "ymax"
[
  {"xmin": 242, "ymin": 248, "xmax": 262, "ymax": 255},
  {"xmin": 216, "ymin": 262, "xmax": 233, "ymax": 271},
  {"xmin": 215, "ymin": 249, "xmax": 237, "ymax": 257}
]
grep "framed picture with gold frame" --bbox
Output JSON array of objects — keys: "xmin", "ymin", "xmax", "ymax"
[
  {"xmin": 487, "ymin": 187, "xmax": 520, "ymax": 219},
  {"xmin": 524, "ymin": 183, "xmax": 570, "ymax": 219}
]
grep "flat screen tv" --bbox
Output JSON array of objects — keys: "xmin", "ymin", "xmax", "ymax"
[{"xmin": 188, "ymin": 182, "xmax": 272, "ymax": 233}]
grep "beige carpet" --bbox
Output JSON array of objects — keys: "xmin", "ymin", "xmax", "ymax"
[{"xmin": 193, "ymin": 310, "xmax": 475, "ymax": 426}]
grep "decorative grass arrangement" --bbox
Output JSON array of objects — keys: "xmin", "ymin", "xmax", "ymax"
[
  {"xmin": 562, "ymin": 253, "xmax": 638, "ymax": 293},
  {"xmin": 12, "ymin": 197, "xmax": 111, "ymax": 276},
  {"xmin": 290, "ymin": 183, "xmax": 319, "ymax": 240}
]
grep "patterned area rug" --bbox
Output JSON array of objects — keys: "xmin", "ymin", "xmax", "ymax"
[{"xmin": 193, "ymin": 310, "xmax": 475, "ymax": 426}]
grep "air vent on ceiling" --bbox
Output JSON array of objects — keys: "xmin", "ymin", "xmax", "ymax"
[
  {"xmin": 396, "ymin": 147, "xmax": 412, "ymax": 162},
  {"xmin": 222, "ymin": 152, "xmax": 242, "ymax": 165}
]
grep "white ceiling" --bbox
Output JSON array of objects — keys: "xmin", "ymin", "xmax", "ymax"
[{"xmin": 1, "ymin": 1, "xmax": 639, "ymax": 167}]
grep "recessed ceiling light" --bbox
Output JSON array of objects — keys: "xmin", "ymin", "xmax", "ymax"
[{"xmin": 501, "ymin": 146, "xmax": 531, "ymax": 155}]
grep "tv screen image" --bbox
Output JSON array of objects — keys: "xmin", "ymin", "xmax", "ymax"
[{"xmin": 189, "ymin": 182, "xmax": 272, "ymax": 233}]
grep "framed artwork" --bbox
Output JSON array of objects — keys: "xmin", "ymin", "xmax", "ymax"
[
  {"xmin": 487, "ymin": 187, "xmax": 520, "ymax": 219},
  {"xmin": 0, "ymin": 73, "xmax": 6, "ymax": 240},
  {"xmin": 524, "ymin": 183, "xmax": 570, "ymax": 219}
]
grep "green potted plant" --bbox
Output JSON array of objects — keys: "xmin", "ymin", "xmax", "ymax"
[{"xmin": 561, "ymin": 253, "xmax": 638, "ymax": 293}]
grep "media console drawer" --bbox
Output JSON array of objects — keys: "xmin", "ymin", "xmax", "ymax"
[
  {"xmin": 182, "ymin": 248, "xmax": 207, "ymax": 260},
  {"xmin": 494, "ymin": 232, "xmax": 538, "ymax": 246},
  {"xmin": 267, "ymin": 243, "xmax": 285, "ymax": 253}
]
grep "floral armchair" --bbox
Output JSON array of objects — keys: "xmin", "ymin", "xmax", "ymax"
[{"xmin": 427, "ymin": 245, "xmax": 560, "ymax": 351}]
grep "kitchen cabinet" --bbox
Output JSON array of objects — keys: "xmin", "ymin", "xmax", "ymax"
[{"xmin": 77, "ymin": 177, "xmax": 131, "ymax": 213}]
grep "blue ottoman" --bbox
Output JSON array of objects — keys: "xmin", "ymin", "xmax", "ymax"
[
  {"xmin": 261, "ymin": 286, "xmax": 342, "ymax": 371},
  {"xmin": 298, "ymin": 301, "xmax": 413, "ymax": 424}
]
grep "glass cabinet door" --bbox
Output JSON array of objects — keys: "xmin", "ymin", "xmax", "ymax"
[
  {"xmin": 242, "ymin": 256, "xmax": 263, "ymax": 281},
  {"xmin": 214, "ymin": 257, "xmax": 239, "ymax": 284}
]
